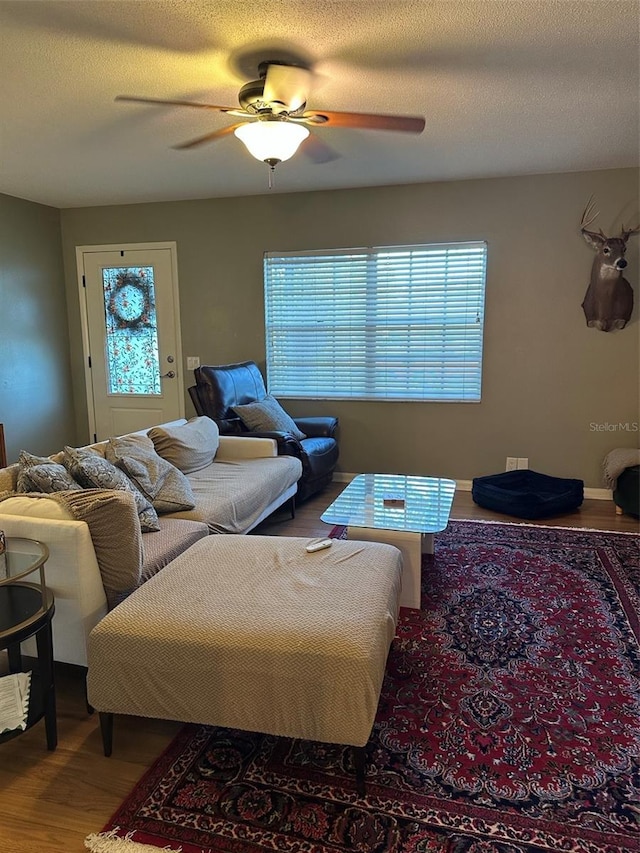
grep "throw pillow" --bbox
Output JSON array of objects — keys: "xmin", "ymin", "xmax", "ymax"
[
  {"xmin": 105, "ymin": 434, "xmax": 195, "ymax": 514},
  {"xmin": 148, "ymin": 416, "xmax": 220, "ymax": 474},
  {"xmin": 16, "ymin": 451, "xmax": 82, "ymax": 494},
  {"xmin": 62, "ymin": 446, "xmax": 160, "ymax": 532},
  {"xmin": 56, "ymin": 488, "xmax": 143, "ymax": 597},
  {"xmin": 232, "ymin": 396, "xmax": 306, "ymax": 441}
]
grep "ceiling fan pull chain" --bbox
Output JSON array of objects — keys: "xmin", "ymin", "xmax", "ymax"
[{"xmin": 268, "ymin": 165, "xmax": 275, "ymax": 190}]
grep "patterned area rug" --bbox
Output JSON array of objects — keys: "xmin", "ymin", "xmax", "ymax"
[{"xmin": 85, "ymin": 522, "xmax": 639, "ymax": 853}]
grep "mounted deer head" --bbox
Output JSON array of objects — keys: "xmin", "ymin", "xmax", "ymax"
[{"xmin": 580, "ymin": 196, "xmax": 639, "ymax": 331}]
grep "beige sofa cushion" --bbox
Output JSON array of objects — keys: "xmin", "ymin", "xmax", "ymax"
[
  {"xmin": 106, "ymin": 517, "xmax": 209, "ymax": 610},
  {"xmin": 140, "ymin": 518, "xmax": 209, "ymax": 584},
  {"xmin": 165, "ymin": 455, "xmax": 301, "ymax": 533},
  {"xmin": 148, "ymin": 416, "xmax": 219, "ymax": 474}
]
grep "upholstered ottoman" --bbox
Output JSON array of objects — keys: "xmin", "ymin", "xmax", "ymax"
[{"xmin": 87, "ymin": 534, "xmax": 403, "ymax": 793}]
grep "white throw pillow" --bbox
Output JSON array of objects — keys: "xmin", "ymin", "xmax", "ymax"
[{"xmin": 148, "ymin": 416, "xmax": 219, "ymax": 474}]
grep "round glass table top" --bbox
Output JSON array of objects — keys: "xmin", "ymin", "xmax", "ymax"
[
  {"xmin": 1, "ymin": 537, "xmax": 49, "ymax": 584},
  {"xmin": 0, "ymin": 537, "xmax": 52, "ymax": 639}
]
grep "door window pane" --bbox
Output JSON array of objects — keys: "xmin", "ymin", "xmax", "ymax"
[{"xmin": 102, "ymin": 267, "xmax": 161, "ymax": 395}]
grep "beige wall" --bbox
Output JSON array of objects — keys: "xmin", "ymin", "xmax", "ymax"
[
  {"xmin": 0, "ymin": 193, "xmax": 76, "ymax": 462},
  {"xmin": 60, "ymin": 168, "xmax": 639, "ymax": 488}
]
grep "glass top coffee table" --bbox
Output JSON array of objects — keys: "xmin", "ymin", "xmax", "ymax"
[
  {"xmin": 321, "ymin": 474, "xmax": 456, "ymax": 609},
  {"xmin": 0, "ymin": 537, "xmax": 57, "ymax": 750}
]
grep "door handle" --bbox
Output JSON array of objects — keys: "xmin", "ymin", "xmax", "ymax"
[{"xmin": 161, "ymin": 371, "xmax": 176, "ymax": 379}]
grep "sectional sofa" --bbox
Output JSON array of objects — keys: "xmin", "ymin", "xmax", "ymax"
[{"xmin": 0, "ymin": 417, "xmax": 302, "ymax": 667}]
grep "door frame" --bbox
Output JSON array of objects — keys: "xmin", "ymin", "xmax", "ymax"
[{"xmin": 76, "ymin": 241, "xmax": 185, "ymax": 442}]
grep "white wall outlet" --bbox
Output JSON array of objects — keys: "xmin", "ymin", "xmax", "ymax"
[
  {"xmin": 517, "ymin": 457, "xmax": 529, "ymax": 469},
  {"xmin": 186, "ymin": 356, "xmax": 200, "ymax": 370},
  {"xmin": 506, "ymin": 457, "xmax": 518, "ymax": 471}
]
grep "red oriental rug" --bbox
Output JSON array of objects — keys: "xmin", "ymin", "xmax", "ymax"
[{"xmin": 85, "ymin": 521, "xmax": 640, "ymax": 853}]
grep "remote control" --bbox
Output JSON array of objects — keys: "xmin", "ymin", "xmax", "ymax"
[{"xmin": 305, "ymin": 538, "xmax": 333, "ymax": 553}]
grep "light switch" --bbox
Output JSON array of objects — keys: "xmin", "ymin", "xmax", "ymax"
[{"xmin": 186, "ymin": 356, "xmax": 200, "ymax": 370}]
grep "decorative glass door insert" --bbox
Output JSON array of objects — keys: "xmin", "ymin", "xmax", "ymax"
[{"xmin": 102, "ymin": 267, "xmax": 161, "ymax": 395}]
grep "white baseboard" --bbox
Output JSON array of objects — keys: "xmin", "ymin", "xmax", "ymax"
[
  {"xmin": 584, "ymin": 487, "xmax": 612, "ymax": 500},
  {"xmin": 333, "ymin": 473, "xmax": 612, "ymax": 501}
]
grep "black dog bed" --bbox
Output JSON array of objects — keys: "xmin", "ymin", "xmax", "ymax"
[{"xmin": 472, "ymin": 469, "xmax": 584, "ymax": 519}]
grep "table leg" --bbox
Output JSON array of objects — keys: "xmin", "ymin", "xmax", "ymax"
[
  {"xmin": 7, "ymin": 642, "xmax": 22, "ymax": 673},
  {"xmin": 100, "ymin": 712, "xmax": 114, "ymax": 757},
  {"xmin": 35, "ymin": 621, "xmax": 57, "ymax": 750},
  {"xmin": 347, "ymin": 526, "xmax": 422, "ymax": 609},
  {"xmin": 352, "ymin": 745, "xmax": 366, "ymax": 796},
  {"xmin": 422, "ymin": 533, "xmax": 435, "ymax": 555}
]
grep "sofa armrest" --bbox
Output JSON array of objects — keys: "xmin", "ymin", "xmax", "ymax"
[
  {"xmin": 0, "ymin": 463, "xmax": 18, "ymax": 492},
  {"xmin": 239, "ymin": 430, "xmax": 304, "ymax": 457},
  {"xmin": 0, "ymin": 513, "xmax": 108, "ymax": 667},
  {"xmin": 294, "ymin": 416, "xmax": 339, "ymax": 439},
  {"xmin": 217, "ymin": 435, "xmax": 278, "ymax": 460}
]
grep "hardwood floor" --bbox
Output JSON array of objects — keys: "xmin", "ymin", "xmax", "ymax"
[{"xmin": 0, "ymin": 485, "xmax": 637, "ymax": 852}]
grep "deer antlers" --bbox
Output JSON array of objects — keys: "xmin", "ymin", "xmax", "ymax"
[
  {"xmin": 621, "ymin": 222, "xmax": 640, "ymax": 241},
  {"xmin": 580, "ymin": 194, "xmax": 640, "ymax": 241},
  {"xmin": 580, "ymin": 195, "xmax": 602, "ymax": 235}
]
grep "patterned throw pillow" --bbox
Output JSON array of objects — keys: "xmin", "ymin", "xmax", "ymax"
[
  {"xmin": 62, "ymin": 446, "xmax": 160, "ymax": 532},
  {"xmin": 232, "ymin": 395, "xmax": 306, "ymax": 441},
  {"xmin": 16, "ymin": 451, "xmax": 82, "ymax": 494},
  {"xmin": 105, "ymin": 434, "xmax": 196, "ymax": 514}
]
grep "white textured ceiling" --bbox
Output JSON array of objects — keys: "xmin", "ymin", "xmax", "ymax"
[{"xmin": 0, "ymin": 0, "xmax": 638, "ymax": 208}]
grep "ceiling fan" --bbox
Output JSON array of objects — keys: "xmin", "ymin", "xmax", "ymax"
[{"xmin": 116, "ymin": 61, "xmax": 426, "ymax": 173}]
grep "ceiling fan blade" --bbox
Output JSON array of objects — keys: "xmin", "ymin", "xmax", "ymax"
[
  {"xmin": 172, "ymin": 123, "xmax": 244, "ymax": 150},
  {"xmin": 262, "ymin": 63, "xmax": 313, "ymax": 113},
  {"xmin": 116, "ymin": 95, "xmax": 237, "ymax": 113},
  {"xmin": 302, "ymin": 110, "xmax": 425, "ymax": 133}
]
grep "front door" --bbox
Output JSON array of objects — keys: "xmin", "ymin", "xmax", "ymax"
[{"xmin": 78, "ymin": 243, "xmax": 184, "ymax": 441}]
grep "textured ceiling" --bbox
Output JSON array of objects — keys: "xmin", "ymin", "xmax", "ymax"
[{"xmin": 0, "ymin": 0, "xmax": 638, "ymax": 208}]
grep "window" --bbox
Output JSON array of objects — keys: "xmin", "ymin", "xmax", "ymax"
[
  {"xmin": 102, "ymin": 266, "xmax": 161, "ymax": 395},
  {"xmin": 264, "ymin": 241, "xmax": 487, "ymax": 402}
]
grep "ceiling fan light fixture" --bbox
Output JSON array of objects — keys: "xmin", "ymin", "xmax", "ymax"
[{"xmin": 234, "ymin": 119, "xmax": 309, "ymax": 165}]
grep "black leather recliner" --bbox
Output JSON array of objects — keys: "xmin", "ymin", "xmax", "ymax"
[{"xmin": 189, "ymin": 362, "xmax": 339, "ymax": 503}]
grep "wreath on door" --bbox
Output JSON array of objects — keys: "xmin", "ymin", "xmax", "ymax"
[{"xmin": 107, "ymin": 270, "xmax": 154, "ymax": 330}]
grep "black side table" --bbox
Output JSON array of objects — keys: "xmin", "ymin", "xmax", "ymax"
[{"xmin": 0, "ymin": 537, "xmax": 56, "ymax": 750}]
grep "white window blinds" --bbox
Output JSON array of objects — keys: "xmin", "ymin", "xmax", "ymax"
[{"xmin": 264, "ymin": 241, "xmax": 487, "ymax": 402}]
